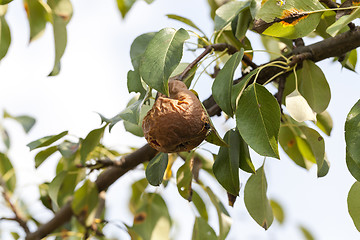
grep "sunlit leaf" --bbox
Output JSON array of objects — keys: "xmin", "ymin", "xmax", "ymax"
[
  {"xmin": 212, "ymin": 50, "xmax": 244, "ymax": 116},
  {"xmin": 285, "ymin": 89, "xmax": 316, "ymax": 122},
  {"xmin": 236, "ymin": 83, "xmax": 280, "ymax": 159},
  {"xmin": 116, "ymin": 0, "xmax": 136, "ymax": 18},
  {"xmin": 260, "ymin": 35, "xmax": 293, "ymax": 60},
  {"xmin": 270, "ymin": 199, "xmax": 285, "ymax": 224},
  {"xmin": 177, "ymin": 152, "xmax": 193, "ymax": 201},
  {"xmin": 214, "ymin": 1, "xmax": 250, "ymax": 31},
  {"xmin": 71, "ymin": 179, "xmax": 99, "ymax": 226},
  {"xmin": 167, "ymin": 14, "xmax": 205, "ymax": 35},
  {"xmin": 244, "ymin": 166, "xmax": 273, "ymax": 230},
  {"xmin": 316, "ymin": 111, "xmax": 333, "ymax": 136},
  {"xmin": 0, "ymin": 15, "xmax": 10, "ymax": 61},
  {"xmin": 279, "ymin": 124, "xmax": 308, "ymax": 169},
  {"xmin": 3, "ymin": 111, "xmax": 36, "ymax": 133},
  {"xmin": 48, "ymin": 15, "xmax": 67, "ymax": 76},
  {"xmin": 205, "ymin": 187, "xmax": 232, "ymax": 240},
  {"xmin": 0, "ymin": 0, "xmax": 12, "ymax": 5},
  {"xmin": 327, "ymin": 8, "xmax": 360, "ymax": 36},
  {"xmin": 170, "ymin": 62, "xmax": 197, "ymax": 88},
  {"xmin": 345, "ymin": 99, "xmax": 360, "ymax": 165},
  {"xmin": 341, "ymin": 49, "xmax": 358, "ymax": 72},
  {"xmin": 192, "ymin": 190, "xmax": 208, "ymax": 221},
  {"xmin": 348, "ymin": 181, "xmax": 360, "ymax": 232},
  {"xmin": 27, "ymin": 131, "xmax": 68, "ymax": 151},
  {"xmin": 0, "ymin": 152, "xmax": 16, "ymax": 193},
  {"xmin": 145, "ymin": 152, "xmax": 168, "ymax": 186},
  {"xmin": 253, "ymin": 0, "xmax": 324, "ymax": 39},
  {"xmin": 299, "ymin": 225, "xmax": 315, "ymax": 240},
  {"xmin": 129, "ymin": 178, "xmax": 148, "ymax": 214},
  {"xmin": 140, "ymin": 28, "xmax": 189, "ymax": 96},
  {"xmin": 130, "ymin": 193, "xmax": 172, "ymax": 239},
  {"xmin": 24, "ymin": 0, "xmax": 50, "ymax": 42},
  {"xmin": 48, "ymin": 170, "xmax": 67, "ymax": 208},
  {"xmin": 80, "ymin": 126, "xmax": 106, "ymax": 164},
  {"xmin": 35, "ymin": 146, "xmax": 58, "ymax": 168},
  {"xmin": 192, "ymin": 217, "xmax": 217, "ymax": 240},
  {"xmin": 1, "ymin": 128, "xmax": 10, "ymax": 149}
]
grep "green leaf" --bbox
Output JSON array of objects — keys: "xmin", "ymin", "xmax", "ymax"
[
  {"xmin": 260, "ymin": 35, "xmax": 293, "ymax": 60},
  {"xmin": 231, "ymin": 69, "xmax": 258, "ymax": 112},
  {"xmin": 48, "ymin": 0, "xmax": 73, "ymax": 22},
  {"xmin": 205, "ymin": 187, "xmax": 231, "ymax": 240},
  {"xmin": 212, "ymin": 49, "xmax": 244, "ymax": 116},
  {"xmin": 48, "ymin": 15, "xmax": 67, "ymax": 76},
  {"xmin": 244, "ymin": 166, "xmax": 273, "ymax": 230},
  {"xmin": 316, "ymin": 111, "xmax": 333, "ymax": 136},
  {"xmin": 145, "ymin": 152, "xmax": 168, "ymax": 186},
  {"xmin": 299, "ymin": 126, "xmax": 325, "ymax": 170},
  {"xmin": 58, "ymin": 140, "xmax": 79, "ymax": 159},
  {"xmin": 127, "ymin": 69, "xmax": 146, "ymax": 95},
  {"xmin": 318, "ymin": 154, "xmax": 330, "ymax": 178},
  {"xmin": 231, "ymin": 6, "xmax": 252, "ymax": 40},
  {"xmin": 238, "ymin": 134, "xmax": 255, "ymax": 174},
  {"xmin": 279, "ymin": 124, "xmax": 308, "ymax": 169},
  {"xmin": 192, "ymin": 190, "xmax": 208, "ymax": 221},
  {"xmin": 139, "ymin": 28, "xmax": 189, "ymax": 96},
  {"xmin": 345, "ymin": 99, "xmax": 360, "ymax": 165},
  {"xmin": 214, "ymin": 1, "xmax": 250, "ymax": 31},
  {"xmin": 176, "ymin": 152, "xmax": 193, "ymax": 200},
  {"xmin": 0, "ymin": 0, "xmax": 12, "ymax": 5},
  {"xmin": 10, "ymin": 232, "xmax": 19, "ymax": 240},
  {"xmin": 236, "ymin": 83, "xmax": 280, "ymax": 159},
  {"xmin": 24, "ymin": 0, "xmax": 50, "ymax": 42},
  {"xmin": 35, "ymin": 146, "xmax": 58, "ymax": 168},
  {"xmin": 48, "ymin": 170, "xmax": 67, "ymax": 208},
  {"xmin": 0, "ymin": 15, "xmax": 10, "ymax": 61},
  {"xmin": 170, "ymin": 62, "xmax": 197, "ymax": 88},
  {"xmin": 299, "ymin": 225, "xmax": 315, "ymax": 240},
  {"xmin": 347, "ymin": 150, "xmax": 360, "ymax": 182},
  {"xmin": 3, "ymin": 111, "xmax": 36, "ymax": 133},
  {"xmin": 167, "ymin": 14, "xmax": 205, "ymax": 35},
  {"xmin": 253, "ymin": 0, "xmax": 324, "ymax": 39},
  {"xmin": 27, "ymin": 131, "xmax": 68, "ymax": 151},
  {"xmin": 270, "ymin": 199, "xmax": 285, "ymax": 224},
  {"xmin": 327, "ymin": 8, "xmax": 360, "ymax": 36},
  {"xmin": 297, "ymin": 60, "xmax": 331, "ymax": 113},
  {"xmin": 0, "ymin": 152, "xmax": 16, "ymax": 193},
  {"xmin": 130, "ymin": 193, "xmax": 172, "ymax": 239},
  {"xmin": 1, "ymin": 128, "xmax": 10, "ymax": 149},
  {"xmin": 129, "ymin": 178, "xmax": 148, "ymax": 214},
  {"xmin": 71, "ymin": 179, "xmax": 99, "ymax": 226},
  {"xmin": 130, "ymin": 32, "xmax": 156, "ymax": 70},
  {"xmin": 213, "ymin": 129, "xmax": 240, "ymax": 196},
  {"xmin": 348, "ymin": 181, "xmax": 360, "ymax": 232},
  {"xmin": 119, "ymin": 97, "xmax": 145, "ymax": 125},
  {"xmin": 80, "ymin": 126, "xmax": 106, "ymax": 164},
  {"xmin": 116, "ymin": 0, "xmax": 136, "ymax": 18},
  {"xmin": 342, "ymin": 49, "xmax": 357, "ymax": 72},
  {"xmin": 192, "ymin": 217, "xmax": 217, "ymax": 240},
  {"xmin": 200, "ymin": 101, "xmax": 228, "ymax": 147}
]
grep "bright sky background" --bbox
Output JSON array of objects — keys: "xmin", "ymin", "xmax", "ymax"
[{"xmin": 1, "ymin": 0, "xmax": 360, "ymax": 239}]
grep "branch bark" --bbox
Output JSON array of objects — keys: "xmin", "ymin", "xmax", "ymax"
[{"xmin": 25, "ymin": 27, "xmax": 360, "ymax": 240}]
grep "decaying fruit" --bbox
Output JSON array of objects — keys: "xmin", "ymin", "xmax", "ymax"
[{"xmin": 142, "ymin": 80, "xmax": 210, "ymax": 153}]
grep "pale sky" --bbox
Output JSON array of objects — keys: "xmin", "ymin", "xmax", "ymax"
[{"xmin": 1, "ymin": 0, "xmax": 360, "ymax": 239}]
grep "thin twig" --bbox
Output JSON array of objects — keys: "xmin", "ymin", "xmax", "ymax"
[{"xmin": 1, "ymin": 179, "xmax": 30, "ymax": 234}]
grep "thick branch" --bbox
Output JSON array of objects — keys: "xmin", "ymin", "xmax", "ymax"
[{"xmin": 26, "ymin": 27, "xmax": 360, "ymax": 240}]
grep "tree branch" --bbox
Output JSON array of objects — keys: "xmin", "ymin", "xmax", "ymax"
[
  {"xmin": 1, "ymin": 179, "xmax": 30, "ymax": 234},
  {"xmin": 25, "ymin": 27, "xmax": 360, "ymax": 240}
]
